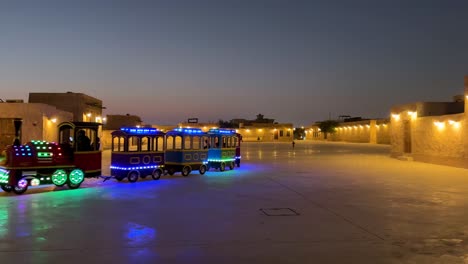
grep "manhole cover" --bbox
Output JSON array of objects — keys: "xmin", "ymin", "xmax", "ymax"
[{"xmin": 260, "ymin": 208, "xmax": 300, "ymax": 216}]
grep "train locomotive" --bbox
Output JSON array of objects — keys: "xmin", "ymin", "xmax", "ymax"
[{"xmin": 0, "ymin": 121, "xmax": 101, "ymax": 194}]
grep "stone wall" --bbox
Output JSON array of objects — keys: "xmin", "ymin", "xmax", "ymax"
[
  {"xmin": 307, "ymin": 119, "xmax": 390, "ymax": 144},
  {"xmin": 0, "ymin": 103, "xmax": 73, "ymax": 149},
  {"xmin": 390, "ymin": 107, "xmax": 468, "ymax": 167}
]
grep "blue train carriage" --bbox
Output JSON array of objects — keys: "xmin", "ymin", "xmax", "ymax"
[
  {"xmin": 206, "ymin": 128, "xmax": 238, "ymax": 171},
  {"xmin": 164, "ymin": 128, "xmax": 209, "ymax": 176},
  {"xmin": 110, "ymin": 127, "xmax": 165, "ymax": 183}
]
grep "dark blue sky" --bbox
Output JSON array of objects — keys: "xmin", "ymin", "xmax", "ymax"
[{"xmin": 1, "ymin": 0, "xmax": 468, "ymax": 126}]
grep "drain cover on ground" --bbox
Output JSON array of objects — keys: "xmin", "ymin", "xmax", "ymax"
[{"xmin": 260, "ymin": 208, "xmax": 300, "ymax": 216}]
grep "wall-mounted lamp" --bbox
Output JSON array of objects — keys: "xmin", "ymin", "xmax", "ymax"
[
  {"xmin": 391, "ymin": 114, "xmax": 400, "ymax": 121},
  {"xmin": 448, "ymin": 120, "xmax": 461, "ymax": 129},
  {"xmin": 434, "ymin": 121, "xmax": 445, "ymax": 130}
]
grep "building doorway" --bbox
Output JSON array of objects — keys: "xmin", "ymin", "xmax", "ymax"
[
  {"xmin": 0, "ymin": 118, "xmax": 19, "ymax": 151},
  {"xmin": 403, "ymin": 120, "xmax": 412, "ymax": 153}
]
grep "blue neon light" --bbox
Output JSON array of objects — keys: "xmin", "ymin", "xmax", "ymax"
[
  {"xmin": 120, "ymin": 127, "xmax": 159, "ymax": 134},
  {"xmin": 209, "ymin": 129, "xmax": 236, "ymax": 135},
  {"xmin": 173, "ymin": 128, "xmax": 204, "ymax": 134},
  {"xmin": 110, "ymin": 165, "xmax": 163, "ymax": 171}
]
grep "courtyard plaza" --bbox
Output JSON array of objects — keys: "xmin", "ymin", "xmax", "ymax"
[{"xmin": 1, "ymin": 141, "xmax": 468, "ymax": 263}]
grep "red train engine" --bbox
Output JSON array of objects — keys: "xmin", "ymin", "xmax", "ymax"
[{"xmin": 0, "ymin": 121, "xmax": 101, "ymax": 194}]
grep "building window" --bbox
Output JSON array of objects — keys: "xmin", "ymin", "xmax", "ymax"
[
  {"xmin": 280, "ymin": 130, "xmax": 284, "ymax": 137},
  {"xmin": 286, "ymin": 131, "xmax": 290, "ymax": 137}
]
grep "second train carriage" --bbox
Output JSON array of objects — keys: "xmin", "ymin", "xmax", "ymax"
[
  {"xmin": 110, "ymin": 127, "xmax": 165, "ymax": 182},
  {"xmin": 164, "ymin": 128, "xmax": 209, "ymax": 176}
]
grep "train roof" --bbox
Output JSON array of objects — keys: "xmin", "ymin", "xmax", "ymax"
[
  {"xmin": 207, "ymin": 128, "xmax": 237, "ymax": 135},
  {"xmin": 112, "ymin": 127, "xmax": 165, "ymax": 136},
  {"xmin": 166, "ymin": 128, "xmax": 205, "ymax": 136}
]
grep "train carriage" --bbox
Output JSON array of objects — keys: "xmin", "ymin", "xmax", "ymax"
[
  {"xmin": 0, "ymin": 121, "xmax": 101, "ymax": 194},
  {"xmin": 206, "ymin": 129, "xmax": 238, "ymax": 171},
  {"xmin": 110, "ymin": 127, "xmax": 165, "ymax": 182},
  {"xmin": 235, "ymin": 133, "xmax": 242, "ymax": 167},
  {"xmin": 165, "ymin": 128, "xmax": 209, "ymax": 176}
]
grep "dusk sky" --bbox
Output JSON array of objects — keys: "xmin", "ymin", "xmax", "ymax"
[{"xmin": 1, "ymin": 0, "xmax": 468, "ymax": 126}]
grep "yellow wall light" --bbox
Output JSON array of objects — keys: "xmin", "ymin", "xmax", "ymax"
[
  {"xmin": 391, "ymin": 114, "xmax": 400, "ymax": 121},
  {"xmin": 448, "ymin": 120, "xmax": 461, "ymax": 129},
  {"xmin": 434, "ymin": 121, "xmax": 445, "ymax": 130}
]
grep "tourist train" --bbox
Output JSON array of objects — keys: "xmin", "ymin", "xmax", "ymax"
[{"xmin": 0, "ymin": 123, "xmax": 241, "ymax": 194}]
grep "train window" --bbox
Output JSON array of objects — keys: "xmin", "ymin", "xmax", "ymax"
[
  {"xmin": 141, "ymin": 137, "xmax": 150, "ymax": 152},
  {"xmin": 183, "ymin": 136, "xmax": 191, "ymax": 150},
  {"xmin": 214, "ymin": 137, "xmax": 220, "ymax": 148},
  {"xmin": 175, "ymin": 136, "xmax": 182, "ymax": 150},
  {"xmin": 129, "ymin": 136, "xmax": 140, "ymax": 152},
  {"xmin": 233, "ymin": 137, "xmax": 238, "ymax": 147},
  {"xmin": 157, "ymin": 137, "xmax": 164, "ymax": 151},
  {"xmin": 76, "ymin": 128, "xmax": 97, "ymax": 151},
  {"xmin": 112, "ymin": 137, "xmax": 124, "ymax": 152},
  {"xmin": 202, "ymin": 136, "xmax": 210, "ymax": 149},
  {"xmin": 192, "ymin": 136, "xmax": 200, "ymax": 150},
  {"xmin": 166, "ymin": 136, "xmax": 174, "ymax": 150}
]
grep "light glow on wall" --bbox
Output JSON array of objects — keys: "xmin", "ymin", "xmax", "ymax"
[
  {"xmin": 407, "ymin": 111, "xmax": 417, "ymax": 120},
  {"xmin": 391, "ymin": 114, "xmax": 400, "ymax": 121},
  {"xmin": 50, "ymin": 118, "xmax": 57, "ymax": 123},
  {"xmin": 434, "ymin": 121, "xmax": 445, "ymax": 130},
  {"xmin": 448, "ymin": 120, "xmax": 461, "ymax": 129}
]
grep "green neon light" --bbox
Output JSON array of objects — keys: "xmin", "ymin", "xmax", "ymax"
[
  {"xmin": 0, "ymin": 169, "xmax": 9, "ymax": 183},
  {"xmin": 38, "ymin": 152, "xmax": 53, "ymax": 157},
  {"xmin": 52, "ymin": 169, "xmax": 67, "ymax": 186},
  {"xmin": 69, "ymin": 169, "xmax": 84, "ymax": 185},
  {"xmin": 207, "ymin": 158, "xmax": 236, "ymax": 162}
]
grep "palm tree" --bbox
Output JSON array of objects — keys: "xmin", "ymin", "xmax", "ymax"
[{"xmin": 318, "ymin": 120, "xmax": 339, "ymax": 139}]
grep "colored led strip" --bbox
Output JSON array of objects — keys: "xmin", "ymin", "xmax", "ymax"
[
  {"xmin": 120, "ymin": 127, "xmax": 159, "ymax": 134},
  {"xmin": 110, "ymin": 165, "xmax": 163, "ymax": 171}
]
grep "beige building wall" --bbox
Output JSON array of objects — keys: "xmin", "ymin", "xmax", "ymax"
[
  {"xmin": 29, "ymin": 92, "xmax": 103, "ymax": 122},
  {"xmin": 306, "ymin": 119, "xmax": 390, "ymax": 144},
  {"xmin": 412, "ymin": 114, "xmax": 465, "ymax": 158},
  {"xmin": 0, "ymin": 103, "xmax": 73, "ymax": 148},
  {"xmin": 238, "ymin": 124, "xmax": 293, "ymax": 142}
]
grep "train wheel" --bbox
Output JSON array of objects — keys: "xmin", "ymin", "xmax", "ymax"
[
  {"xmin": 12, "ymin": 178, "xmax": 28, "ymax": 195},
  {"xmin": 167, "ymin": 168, "xmax": 175, "ymax": 176},
  {"xmin": 220, "ymin": 162, "xmax": 226, "ymax": 172},
  {"xmin": 152, "ymin": 169, "xmax": 162, "ymax": 180},
  {"xmin": 199, "ymin": 165, "xmax": 207, "ymax": 175},
  {"xmin": 1, "ymin": 184, "xmax": 12, "ymax": 193},
  {"xmin": 52, "ymin": 169, "xmax": 68, "ymax": 187},
  {"xmin": 229, "ymin": 162, "xmax": 234, "ymax": 170},
  {"xmin": 68, "ymin": 169, "xmax": 85, "ymax": 189},
  {"xmin": 181, "ymin": 166, "xmax": 191, "ymax": 177},
  {"xmin": 127, "ymin": 171, "xmax": 139, "ymax": 183}
]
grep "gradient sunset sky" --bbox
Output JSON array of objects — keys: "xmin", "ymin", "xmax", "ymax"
[{"xmin": 1, "ymin": 0, "xmax": 468, "ymax": 126}]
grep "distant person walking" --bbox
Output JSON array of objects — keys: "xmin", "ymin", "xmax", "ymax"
[{"xmin": 292, "ymin": 140, "xmax": 295, "ymax": 148}]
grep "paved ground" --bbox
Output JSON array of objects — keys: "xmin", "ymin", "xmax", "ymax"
[{"xmin": 2, "ymin": 141, "xmax": 468, "ymax": 263}]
